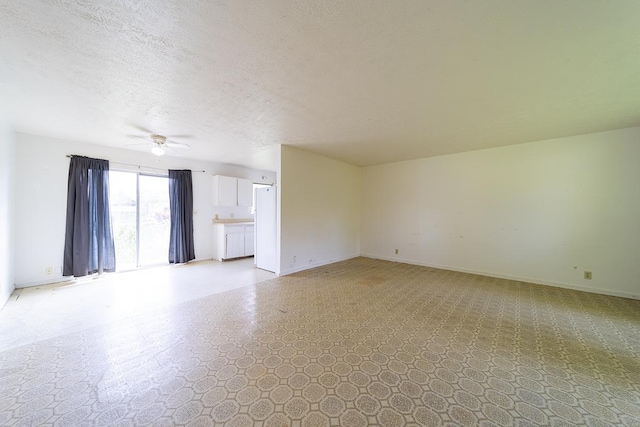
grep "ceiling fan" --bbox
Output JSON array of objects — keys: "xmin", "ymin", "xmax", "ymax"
[{"xmin": 126, "ymin": 128, "xmax": 192, "ymax": 156}]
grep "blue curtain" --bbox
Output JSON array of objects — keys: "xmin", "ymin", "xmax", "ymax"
[
  {"xmin": 63, "ymin": 156, "xmax": 116, "ymax": 277},
  {"xmin": 168, "ymin": 169, "xmax": 195, "ymax": 264}
]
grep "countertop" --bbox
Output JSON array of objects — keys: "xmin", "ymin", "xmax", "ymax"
[{"xmin": 213, "ymin": 218, "xmax": 254, "ymax": 225}]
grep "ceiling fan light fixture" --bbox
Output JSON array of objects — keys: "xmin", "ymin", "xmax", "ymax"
[{"xmin": 152, "ymin": 146, "xmax": 165, "ymax": 156}]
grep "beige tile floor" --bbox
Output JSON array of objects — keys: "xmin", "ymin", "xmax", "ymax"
[{"xmin": 0, "ymin": 257, "xmax": 639, "ymax": 426}]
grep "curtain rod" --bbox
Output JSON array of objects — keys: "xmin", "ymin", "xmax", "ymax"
[{"xmin": 66, "ymin": 155, "xmax": 206, "ymax": 173}]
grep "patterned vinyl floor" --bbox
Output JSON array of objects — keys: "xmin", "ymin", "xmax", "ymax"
[{"xmin": 0, "ymin": 257, "xmax": 639, "ymax": 426}]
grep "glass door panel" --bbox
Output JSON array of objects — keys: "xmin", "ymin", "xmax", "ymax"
[
  {"xmin": 138, "ymin": 175, "xmax": 170, "ymax": 266},
  {"xmin": 109, "ymin": 171, "xmax": 137, "ymax": 271}
]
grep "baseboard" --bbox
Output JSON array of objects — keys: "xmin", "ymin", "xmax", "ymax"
[
  {"xmin": 279, "ymin": 254, "xmax": 360, "ymax": 277},
  {"xmin": 15, "ymin": 276, "xmax": 71, "ymax": 289},
  {"xmin": 1, "ymin": 284, "xmax": 15, "ymax": 309},
  {"xmin": 360, "ymin": 253, "xmax": 640, "ymax": 300},
  {"xmin": 16, "ymin": 254, "xmax": 636, "ymax": 300},
  {"xmin": 15, "ymin": 257, "xmax": 215, "ymax": 289}
]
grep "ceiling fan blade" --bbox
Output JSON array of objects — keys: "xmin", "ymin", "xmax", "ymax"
[
  {"xmin": 126, "ymin": 134, "xmax": 151, "ymax": 141},
  {"xmin": 129, "ymin": 124, "xmax": 155, "ymax": 134},
  {"xmin": 165, "ymin": 134, "xmax": 194, "ymax": 139},
  {"xmin": 166, "ymin": 141, "xmax": 192, "ymax": 149},
  {"xmin": 124, "ymin": 143, "xmax": 150, "ymax": 147},
  {"xmin": 166, "ymin": 146, "xmax": 186, "ymax": 155}
]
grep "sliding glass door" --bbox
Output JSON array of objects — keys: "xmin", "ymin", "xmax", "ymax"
[{"xmin": 110, "ymin": 171, "xmax": 170, "ymax": 271}]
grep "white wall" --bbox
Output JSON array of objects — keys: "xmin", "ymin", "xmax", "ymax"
[
  {"xmin": 362, "ymin": 127, "xmax": 640, "ymax": 299},
  {"xmin": 0, "ymin": 120, "xmax": 15, "ymax": 307},
  {"xmin": 13, "ymin": 128, "xmax": 639, "ymax": 298},
  {"xmin": 13, "ymin": 132, "xmax": 274, "ymax": 287},
  {"xmin": 279, "ymin": 145, "xmax": 360, "ymax": 275}
]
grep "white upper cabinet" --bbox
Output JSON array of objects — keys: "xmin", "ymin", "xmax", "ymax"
[
  {"xmin": 237, "ymin": 178, "xmax": 253, "ymax": 207},
  {"xmin": 213, "ymin": 175, "xmax": 255, "ymax": 207},
  {"xmin": 212, "ymin": 175, "xmax": 238, "ymax": 206}
]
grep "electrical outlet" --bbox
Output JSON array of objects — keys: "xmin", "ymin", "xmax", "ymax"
[
  {"xmin": 45, "ymin": 267, "xmax": 53, "ymax": 275},
  {"xmin": 584, "ymin": 271, "xmax": 592, "ymax": 280},
  {"xmin": 395, "ymin": 249, "xmax": 399, "ymax": 254},
  {"xmin": 293, "ymin": 255, "xmax": 296, "ymax": 263}
]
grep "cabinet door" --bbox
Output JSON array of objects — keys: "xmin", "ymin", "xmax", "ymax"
[
  {"xmin": 213, "ymin": 176, "xmax": 238, "ymax": 206},
  {"xmin": 244, "ymin": 226, "xmax": 255, "ymax": 256},
  {"xmin": 237, "ymin": 179, "xmax": 253, "ymax": 207},
  {"xmin": 213, "ymin": 225, "xmax": 225, "ymax": 261},
  {"xmin": 225, "ymin": 231, "xmax": 245, "ymax": 259}
]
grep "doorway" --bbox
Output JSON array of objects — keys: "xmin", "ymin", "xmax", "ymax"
[{"xmin": 109, "ymin": 171, "xmax": 171, "ymax": 271}]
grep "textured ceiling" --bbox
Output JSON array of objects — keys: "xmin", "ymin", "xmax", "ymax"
[{"xmin": 1, "ymin": 1, "xmax": 639, "ymax": 168}]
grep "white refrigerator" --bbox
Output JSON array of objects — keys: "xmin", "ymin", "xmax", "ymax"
[{"xmin": 255, "ymin": 186, "xmax": 277, "ymax": 272}]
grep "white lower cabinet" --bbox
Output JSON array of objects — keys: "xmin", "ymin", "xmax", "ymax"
[
  {"xmin": 244, "ymin": 229, "xmax": 255, "ymax": 256},
  {"xmin": 213, "ymin": 223, "xmax": 255, "ymax": 261},
  {"xmin": 225, "ymin": 228, "xmax": 245, "ymax": 259}
]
